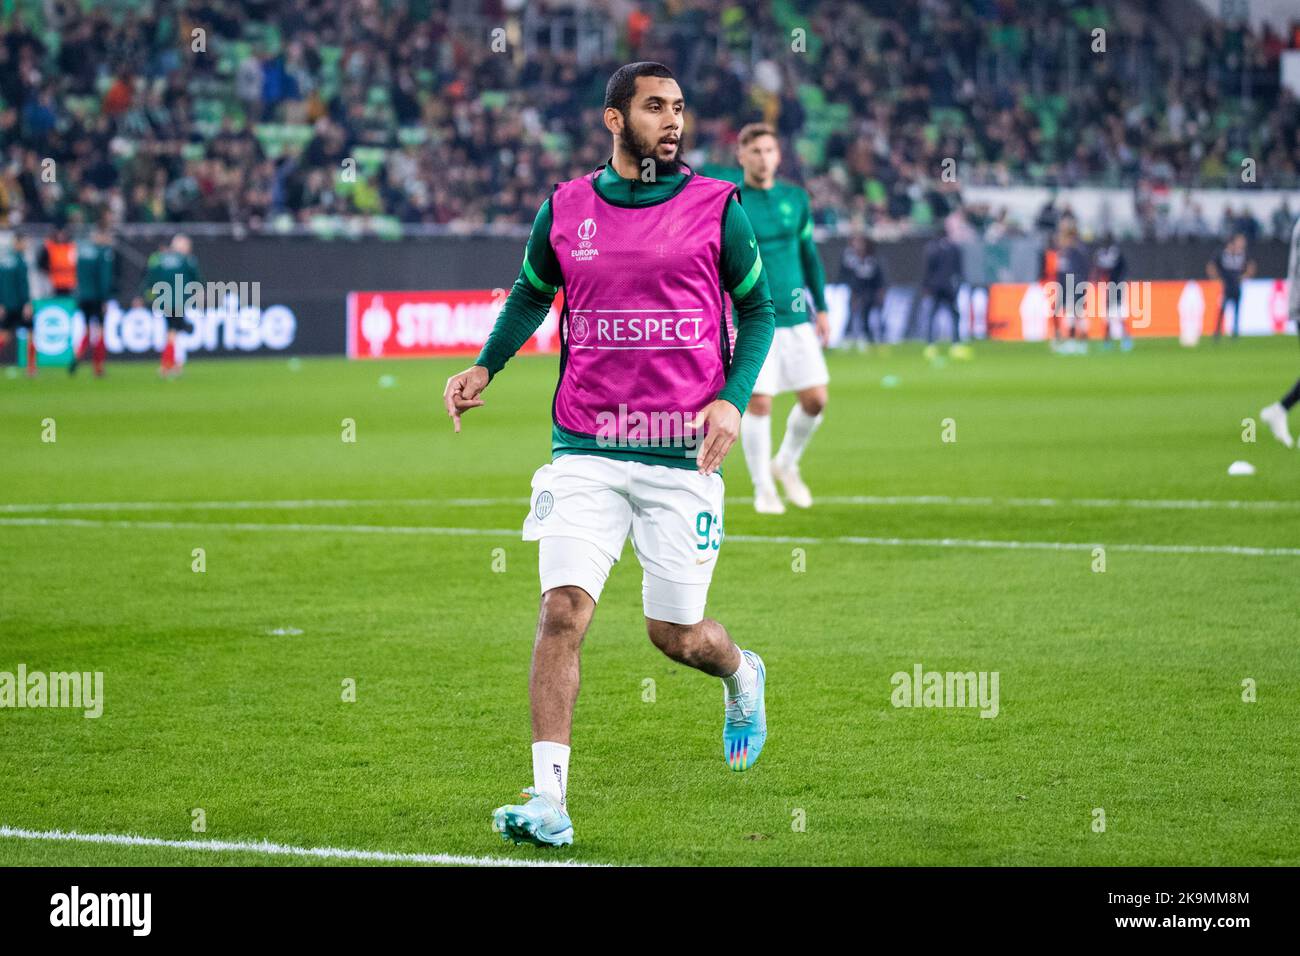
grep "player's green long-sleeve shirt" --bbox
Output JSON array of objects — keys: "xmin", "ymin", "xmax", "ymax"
[
  {"xmin": 75, "ymin": 241, "xmax": 116, "ymax": 301},
  {"xmin": 738, "ymin": 179, "xmax": 826, "ymax": 327},
  {"xmin": 475, "ymin": 161, "xmax": 776, "ymax": 469},
  {"xmin": 0, "ymin": 248, "xmax": 31, "ymax": 311},
  {"xmin": 143, "ymin": 250, "xmax": 202, "ymax": 315}
]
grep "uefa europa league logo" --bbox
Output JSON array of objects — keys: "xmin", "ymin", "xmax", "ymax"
[{"xmin": 577, "ymin": 218, "xmax": 597, "ymax": 248}]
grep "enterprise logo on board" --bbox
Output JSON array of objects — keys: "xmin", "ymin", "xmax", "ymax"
[{"xmin": 567, "ymin": 310, "xmax": 704, "ymax": 349}]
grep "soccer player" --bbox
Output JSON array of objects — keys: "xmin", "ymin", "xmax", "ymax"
[
  {"xmin": 732, "ymin": 123, "xmax": 829, "ymax": 515},
  {"xmin": 842, "ymin": 234, "xmax": 886, "ymax": 352},
  {"xmin": 0, "ymin": 233, "xmax": 35, "ymax": 377},
  {"xmin": 71, "ymin": 225, "xmax": 117, "ymax": 377},
  {"xmin": 1259, "ymin": 215, "xmax": 1300, "ymax": 448},
  {"xmin": 1091, "ymin": 233, "xmax": 1131, "ymax": 351},
  {"xmin": 920, "ymin": 229, "xmax": 969, "ymax": 360},
  {"xmin": 441, "ymin": 62, "xmax": 776, "ymax": 848},
  {"xmin": 1040, "ymin": 231, "xmax": 1059, "ymax": 340},
  {"xmin": 1208, "ymin": 233, "xmax": 1254, "ymax": 340},
  {"xmin": 1051, "ymin": 221, "xmax": 1090, "ymax": 353},
  {"xmin": 143, "ymin": 234, "xmax": 201, "ymax": 377}
]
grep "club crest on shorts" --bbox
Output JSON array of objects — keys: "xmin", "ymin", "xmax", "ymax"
[{"xmin": 535, "ymin": 490, "xmax": 554, "ymax": 519}]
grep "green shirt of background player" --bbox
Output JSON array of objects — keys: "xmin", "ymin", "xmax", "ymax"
[
  {"xmin": 695, "ymin": 148, "xmax": 828, "ymax": 331},
  {"xmin": 0, "ymin": 234, "xmax": 35, "ymax": 375},
  {"xmin": 141, "ymin": 240, "xmax": 202, "ymax": 315},
  {"xmin": 734, "ymin": 123, "xmax": 831, "ymax": 516},
  {"xmin": 738, "ymin": 148, "xmax": 828, "ymax": 339},
  {"xmin": 74, "ymin": 232, "xmax": 117, "ymax": 304},
  {"xmin": 71, "ymin": 227, "xmax": 118, "ymax": 377},
  {"xmin": 0, "ymin": 236, "xmax": 32, "ymax": 320}
]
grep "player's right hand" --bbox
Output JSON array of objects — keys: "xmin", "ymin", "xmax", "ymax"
[{"xmin": 443, "ymin": 365, "xmax": 490, "ymax": 433}]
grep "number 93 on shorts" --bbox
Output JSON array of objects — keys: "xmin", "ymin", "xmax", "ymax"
[{"xmin": 521, "ymin": 454, "xmax": 725, "ymax": 625}]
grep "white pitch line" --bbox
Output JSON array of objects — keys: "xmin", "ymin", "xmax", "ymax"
[
  {"xmin": 726, "ymin": 533, "xmax": 1300, "ymax": 557},
  {"xmin": 0, "ymin": 825, "xmax": 600, "ymax": 868},
  {"xmin": 807, "ymin": 494, "xmax": 1300, "ymax": 511},
  {"xmin": 3, "ymin": 494, "xmax": 1299, "ymax": 513},
  {"xmin": 444, "ymin": 493, "xmax": 1300, "ymax": 512},
  {"xmin": 0, "ymin": 498, "xmax": 446, "ymax": 514},
  {"xmin": 0, "ymin": 517, "xmax": 518, "ymax": 537},
  {"xmin": 3, "ymin": 516, "xmax": 1298, "ymax": 558}
]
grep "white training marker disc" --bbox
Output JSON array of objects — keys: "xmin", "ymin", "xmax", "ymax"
[{"xmin": 1227, "ymin": 461, "xmax": 1256, "ymax": 476}]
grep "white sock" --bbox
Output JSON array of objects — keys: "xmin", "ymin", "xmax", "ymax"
[
  {"xmin": 740, "ymin": 412, "xmax": 775, "ymax": 491},
  {"xmin": 722, "ymin": 651, "xmax": 758, "ymax": 698},
  {"xmin": 776, "ymin": 405, "xmax": 823, "ymax": 468},
  {"xmin": 532, "ymin": 741, "xmax": 570, "ymax": 811}
]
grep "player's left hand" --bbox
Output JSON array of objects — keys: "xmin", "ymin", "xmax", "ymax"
[
  {"xmin": 814, "ymin": 310, "xmax": 830, "ymax": 345},
  {"xmin": 690, "ymin": 400, "xmax": 741, "ymax": 476}
]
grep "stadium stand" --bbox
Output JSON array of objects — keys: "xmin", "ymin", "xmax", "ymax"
[{"xmin": 0, "ymin": 0, "xmax": 1297, "ymax": 237}]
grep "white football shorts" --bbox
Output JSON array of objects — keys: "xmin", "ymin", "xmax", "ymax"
[
  {"xmin": 522, "ymin": 454, "xmax": 726, "ymax": 625},
  {"xmin": 753, "ymin": 321, "xmax": 830, "ymax": 396}
]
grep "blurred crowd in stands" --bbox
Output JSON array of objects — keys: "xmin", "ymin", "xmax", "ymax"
[{"xmin": 0, "ymin": 0, "xmax": 1297, "ymax": 238}]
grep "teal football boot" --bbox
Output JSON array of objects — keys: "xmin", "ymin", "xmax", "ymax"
[
  {"xmin": 492, "ymin": 787, "xmax": 574, "ymax": 847},
  {"xmin": 724, "ymin": 650, "xmax": 767, "ymax": 771}
]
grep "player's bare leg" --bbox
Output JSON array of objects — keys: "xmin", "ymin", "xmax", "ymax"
[
  {"xmin": 646, "ymin": 617, "xmax": 767, "ymax": 771},
  {"xmin": 645, "ymin": 616, "xmax": 740, "ymax": 676},
  {"xmin": 530, "ymin": 585, "xmax": 595, "ymax": 746},
  {"xmin": 494, "ymin": 585, "xmax": 592, "ymax": 847},
  {"xmin": 772, "ymin": 385, "xmax": 826, "ymax": 508},
  {"xmin": 796, "ymin": 385, "xmax": 827, "ymax": 416}
]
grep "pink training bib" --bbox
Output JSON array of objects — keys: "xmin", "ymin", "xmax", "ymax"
[{"xmin": 550, "ymin": 166, "xmax": 737, "ymax": 452}]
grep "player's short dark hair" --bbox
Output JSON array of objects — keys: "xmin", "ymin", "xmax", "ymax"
[
  {"xmin": 604, "ymin": 62, "xmax": 676, "ymax": 116},
  {"xmin": 737, "ymin": 123, "xmax": 777, "ymax": 148}
]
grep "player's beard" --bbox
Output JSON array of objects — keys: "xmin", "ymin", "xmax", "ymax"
[{"xmin": 618, "ymin": 121, "xmax": 684, "ymax": 178}]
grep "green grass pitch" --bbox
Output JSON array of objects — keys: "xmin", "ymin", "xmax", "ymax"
[{"xmin": 2, "ymin": 337, "xmax": 1298, "ymax": 866}]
